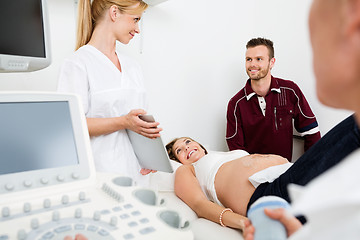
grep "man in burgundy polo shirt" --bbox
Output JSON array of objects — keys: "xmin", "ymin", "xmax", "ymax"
[{"xmin": 226, "ymin": 37, "xmax": 320, "ymax": 161}]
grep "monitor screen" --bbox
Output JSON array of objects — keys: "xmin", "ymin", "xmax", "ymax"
[
  {"xmin": 0, "ymin": 0, "xmax": 51, "ymax": 72},
  {"xmin": 0, "ymin": 101, "xmax": 79, "ymax": 175},
  {"xmin": 0, "ymin": 93, "xmax": 94, "ymax": 194},
  {"xmin": 0, "ymin": 0, "xmax": 46, "ymax": 58}
]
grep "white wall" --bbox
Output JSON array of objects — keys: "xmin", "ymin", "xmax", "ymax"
[{"xmin": 0, "ymin": 0, "xmax": 352, "ymax": 153}]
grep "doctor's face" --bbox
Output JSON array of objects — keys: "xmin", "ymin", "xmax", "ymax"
[
  {"xmin": 172, "ymin": 138, "xmax": 206, "ymax": 165},
  {"xmin": 309, "ymin": 0, "xmax": 358, "ymax": 109},
  {"xmin": 114, "ymin": 7, "xmax": 142, "ymax": 44}
]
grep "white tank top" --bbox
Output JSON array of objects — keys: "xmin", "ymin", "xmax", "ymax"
[{"xmin": 192, "ymin": 150, "xmax": 249, "ymax": 206}]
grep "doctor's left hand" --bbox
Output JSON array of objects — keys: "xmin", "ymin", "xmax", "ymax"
[{"xmin": 125, "ymin": 109, "xmax": 162, "ymax": 139}]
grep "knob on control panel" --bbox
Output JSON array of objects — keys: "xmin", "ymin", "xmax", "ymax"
[
  {"xmin": 23, "ymin": 180, "xmax": 32, "ymax": 188},
  {"xmin": 52, "ymin": 211, "xmax": 60, "ymax": 222},
  {"xmin": 43, "ymin": 199, "xmax": 51, "ymax": 208},
  {"xmin": 5, "ymin": 183, "xmax": 14, "ymax": 191},
  {"xmin": 61, "ymin": 195, "xmax": 69, "ymax": 205},
  {"xmin": 78, "ymin": 191, "xmax": 86, "ymax": 201},
  {"xmin": 23, "ymin": 203, "xmax": 31, "ymax": 213},
  {"xmin": 93, "ymin": 211, "xmax": 101, "ymax": 221},
  {"xmin": 2, "ymin": 207, "xmax": 10, "ymax": 217},
  {"xmin": 75, "ymin": 208, "xmax": 82, "ymax": 218},
  {"xmin": 17, "ymin": 229, "xmax": 27, "ymax": 240}
]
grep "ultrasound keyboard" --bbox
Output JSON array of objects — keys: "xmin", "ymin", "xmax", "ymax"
[
  {"xmin": 0, "ymin": 173, "xmax": 193, "ymax": 240},
  {"xmin": 0, "ymin": 93, "xmax": 193, "ymax": 240}
]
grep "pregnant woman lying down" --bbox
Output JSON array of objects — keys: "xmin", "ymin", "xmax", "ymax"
[{"xmin": 165, "ymin": 119, "xmax": 360, "ymax": 231}]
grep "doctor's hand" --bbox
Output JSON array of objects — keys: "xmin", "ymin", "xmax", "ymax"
[
  {"xmin": 140, "ymin": 168, "xmax": 157, "ymax": 175},
  {"xmin": 243, "ymin": 208, "xmax": 302, "ymax": 240},
  {"xmin": 125, "ymin": 109, "xmax": 162, "ymax": 139}
]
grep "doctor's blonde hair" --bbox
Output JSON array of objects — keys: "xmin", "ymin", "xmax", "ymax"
[{"xmin": 75, "ymin": 0, "xmax": 148, "ymax": 50}]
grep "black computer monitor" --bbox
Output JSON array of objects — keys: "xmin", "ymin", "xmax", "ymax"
[{"xmin": 0, "ymin": 0, "xmax": 51, "ymax": 72}]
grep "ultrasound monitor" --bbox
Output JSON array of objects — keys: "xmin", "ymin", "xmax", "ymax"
[
  {"xmin": 0, "ymin": 0, "xmax": 51, "ymax": 72},
  {"xmin": 0, "ymin": 92, "xmax": 95, "ymax": 194}
]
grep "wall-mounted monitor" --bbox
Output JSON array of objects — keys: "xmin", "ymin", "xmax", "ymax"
[{"xmin": 0, "ymin": 0, "xmax": 51, "ymax": 72}]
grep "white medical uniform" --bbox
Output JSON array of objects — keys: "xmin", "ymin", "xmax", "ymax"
[
  {"xmin": 58, "ymin": 45, "xmax": 149, "ymax": 186},
  {"xmin": 289, "ymin": 149, "xmax": 360, "ymax": 240}
]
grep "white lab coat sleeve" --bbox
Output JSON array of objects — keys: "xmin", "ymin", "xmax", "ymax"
[
  {"xmin": 289, "ymin": 149, "xmax": 360, "ymax": 240},
  {"xmin": 57, "ymin": 59, "xmax": 90, "ymax": 114}
]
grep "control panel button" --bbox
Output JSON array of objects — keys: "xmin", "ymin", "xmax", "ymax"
[
  {"xmin": 120, "ymin": 213, "xmax": 130, "ymax": 220},
  {"xmin": 52, "ymin": 211, "xmax": 60, "ymax": 222},
  {"xmin": 123, "ymin": 233, "xmax": 135, "ymax": 240},
  {"xmin": 23, "ymin": 181, "xmax": 32, "ymax": 188},
  {"xmin": 23, "ymin": 203, "xmax": 31, "ymax": 213},
  {"xmin": 110, "ymin": 216, "xmax": 118, "ymax": 227},
  {"xmin": 30, "ymin": 218, "xmax": 39, "ymax": 229},
  {"xmin": 74, "ymin": 208, "xmax": 82, "ymax": 218},
  {"xmin": 43, "ymin": 199, "xmax": 51, "ymax": 208},
  {"xmin": 61, "ymin": 195, "xmax": 69, "ymax": 205},
  {"xmin": 87, "ymin": 225, "xmax": 98, "ymax": 232},
  {"xmin": 139, "ymin": 227, "xmax": 156, "ymax": 235},
  {"xmin": 78, "ymin": 192, "xmax": 86, "ymax": 201},
  {"xmin": 57, "ymin": 175, "xmax": 65, "ymax": 182},
  {"xmin": 1, "ymin": 207, "xmax": 10, "ymax": 217},
  {"xmin": 93, "ymin": 211, "xmax": 101, "ymax": 221},
  {"xmin": 128, "ymin": 221, "xmax": 138, "ymax": 227},
  {"xmin": 124, "ymin": 204, "xmax": 133, "ymax": 209},
  {"xmin": 17, "ymin": 230, "xmax": 26, "ymax": 240},
  {"xmin": 98, "ymin": 229, "xmax": 110, "ymax": 236},
  {"xmin": 74, "ymin": 224, "xmax": 85, "ymax": 230},
  {"xmin": 131, "ymin": 211, "xmax": 141, "ymax": 216},
  {"xmin": 72, "ymin": 173, "xmax": 80, "ymax": 179},
  {"xmin": 41, "ymin": 232, "xmax": 54, "ymax": 239},
  {"xmin": 112, "ymin": 206, "xmax": 122, "ymax": 212},
  {"xmin": 40, "ymin": 178, "xmax": 49, "ymax": 185},
  {"xmin": 54, "ymin": 225, "xmax": 71, "ymax": 233},
  {"xmin": 139, "ymin": 218, "xmax": 149, "ymax": 224},
  {"xmin": 5, "ymin": 184, "xmax": 14, "ymax": 191},
  {"xmin": 100, "ymin": 209, "xmax": 110, "ymax": 215}
]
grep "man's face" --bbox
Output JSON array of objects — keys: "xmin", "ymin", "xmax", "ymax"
[{"xmin": 245, "ymin": 45, "xmax": 274, "ymax": 81}]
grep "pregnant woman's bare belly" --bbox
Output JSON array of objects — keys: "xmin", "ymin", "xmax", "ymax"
[{"xmin": 214, "ymin": 154, "xmax": 287, "ymax": 216}]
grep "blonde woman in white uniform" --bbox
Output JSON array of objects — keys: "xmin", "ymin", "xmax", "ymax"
[{"xmin": 58, "ymin": 0, "xmax": 160, "ymax": 185}]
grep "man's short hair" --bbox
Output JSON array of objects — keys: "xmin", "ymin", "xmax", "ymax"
[{"xmin": 246, "ymin": 37, "xmax": 275, "ymax": 59}]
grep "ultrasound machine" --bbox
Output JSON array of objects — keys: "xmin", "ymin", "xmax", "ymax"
[
  {"xmin": 0, "ymin": 92, "xmax": 193, "ymax": 240},
  {"xmin": 0, "ymin": 0, "xmax": 193, "ymax": 238}
]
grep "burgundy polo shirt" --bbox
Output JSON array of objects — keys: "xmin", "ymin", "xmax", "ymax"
[{"xmin": 226, "ymin": 76, "xmax": 320, "ymax": 161}]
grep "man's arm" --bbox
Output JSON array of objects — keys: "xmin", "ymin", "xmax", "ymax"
[{"xmin": 292, "ymin": 83, "xmax": 321, "ymax": 151}]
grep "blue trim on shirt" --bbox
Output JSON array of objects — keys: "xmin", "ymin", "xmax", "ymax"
[{"xmin": 297, "ymin": 121, "xmax": 319, "ymax": 133}]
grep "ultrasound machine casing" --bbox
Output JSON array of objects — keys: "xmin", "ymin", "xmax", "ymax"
[{"xmin": 0, "ymin": 92, "xmax": 193, "ymax": 240}]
